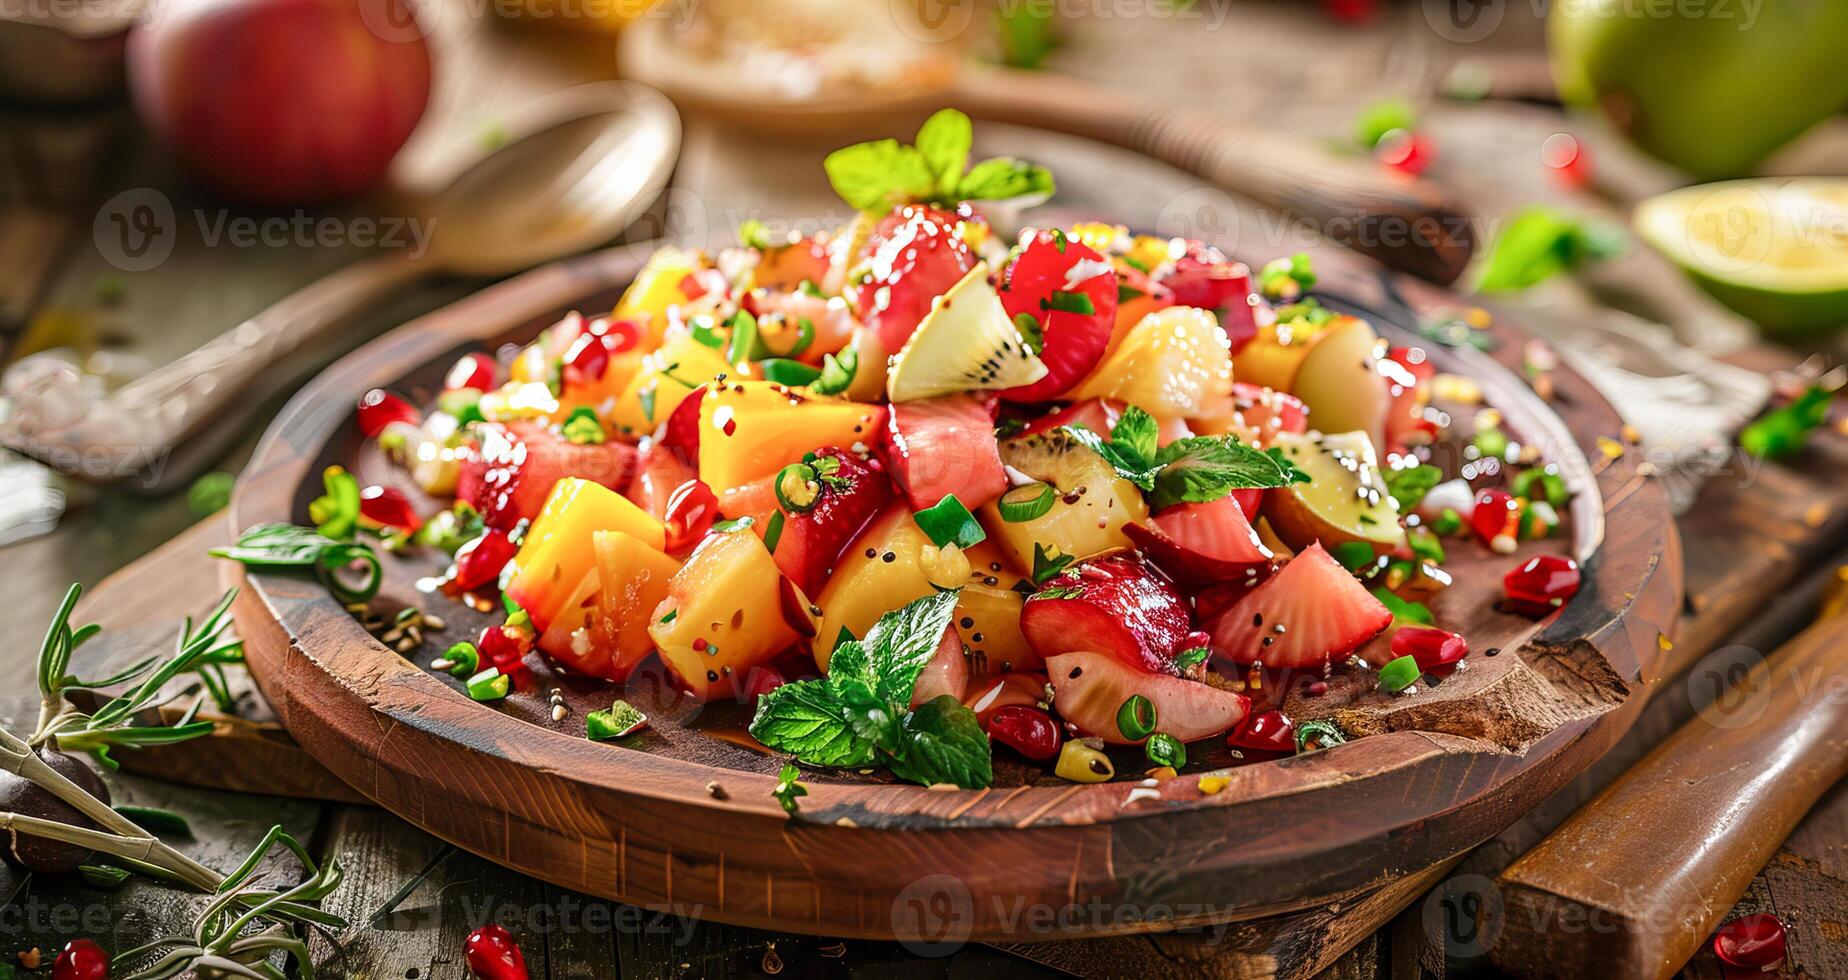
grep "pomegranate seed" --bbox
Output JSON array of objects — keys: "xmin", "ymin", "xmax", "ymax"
[
  {"xmin": 563, "ymin": 332, "xmax": 616, "ymax": 388},
  {"xmin": 453, "ymin": 530, "xmax": 518, "ymax": 592},
  {"xmin": 53, "ymin": 939, "xmax": 108, "ymax": 980},
  {"xmin": 985, "ymin": 704, "xmax": 1061, "ymax": 761},
  {"xmin": 1713, "ymin": 913, "xmax": 1785, "ymax": 972},
  {"xmin": 360, "ymin": 485, "xmax": 422, "ymax": 533},
  {"xmin": 1227, "ymin": 709, "xmax": 1294, "ymax": 757},
  {"xmin": 357, "ymin": 388, "xmax": 419, "ymax": 437},
  {"xmin": 662, "ymin": 480, "xmax": 718, "ymax": 552},
  {"xmin": 445, "ymin": 352, "xmax": 497, "ymax": 392},
  {"xmin": 1541, "ymin": 132, "xmax": 1591, "ymax": 189},
  {"xmin": 1503, "ymin": 554, "xmax": 1581, "ymax": 617},
  {"xmin": 1320, "ymin": 0, "xmax": 1378, "ymax": 22},
  {"xmin": 1390, "ymin": 626, "xmax": 1469, "ymax": 672},
  {"xmin": 1375, "ymin": 130, "xmax": 1433, "ymax": 176},
  {"xmin": 463, "ymin": 924, "xmax": 529, "ymax": 980},
  {"xmin": 602, "ymin": 318, "xmax": 644, "ymax": 353},
  {"xmin": 740, "ymin": 665, "xmax": 786, "ymax": 707},
  {"xmin": 1471, "ymin": 489, "xmax": 1522, "ymax": 554}
]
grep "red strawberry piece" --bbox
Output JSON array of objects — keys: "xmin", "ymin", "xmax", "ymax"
[
  {"xmin": 1391, "ymin": 626, "xmax": 1468, "ymax": 673},
  {"xmin": 453, "ymin": 529, "xmax": 518, "ymax": 592},
  {"xmin": 445, "ymin": 352, "xmax": 498, "ymax": 392},
  {"xmin": 1503, "ymin": 554, "xmax": 1580, "ymax": 617},
  {"xmin": 1126, "ymin": 495, "xmax": 1275, "ymax": 588},
  {"xmin": 1156, "ymin": 242, "xmax": 1257, "ymax": 352},
  {"xmin": 563, "ymin": 331, "xmax": 618, "ymax": 389},
  {"xmin": 771, "ymin": 448, "xmax": 893, "ymax": 595},
  {"xmin": 999, "ymin": 230, "xmax": 1117, "ymax": 402},
  {"xmin": 1381, "ymin": 346, "xmax": 1436, "ymax": 451},
  {"xmin": 1230, "ymin": 382, "xmax": 1308, "ymax": 446},
  {"xmin": 357, "ymin": 388, "xmax": 419, "ymax": 437},
  {"xmin": 1020, "ymin": 553, "xmax": 1193, "ymax": 675},
  {"xmin": 854, "ymin": 204, "xmax": 975, "ymax": 352},
  {"xmin": 1227, "ymin": 708, "xmax": 1294, "ymax": 757},
  {"xmin": 359, "ymin": 485, "xmax": 421, "ymax": 533},
  {"xmin": 1205, "ymin": 542, "xmax": 1393, "ymax": 668},
  {"xmin": 880, "ymin": 394, "xmax": 1006, "ymax": 510},
  {"xmin": 458, "ymin": 421, "xmax": 639, "ymax": 529}
]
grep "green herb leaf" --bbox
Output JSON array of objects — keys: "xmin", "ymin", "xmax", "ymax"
[
  {"xmin": 1062, "ymin": 424, "xmax": 1157, "ymax": 491},
  {"xmin": 1258, "ymin": 253, "xmax": 1316, "ymax": 301},
  {"xmin": 1149, "ymin": 437, "xmax": 1308, "ymax": 510},
  {"xmin": 1741, "ymin": 384, "xmax": 1831, "ymax": 459},
  {"xmin": 1031, "ymin": 542, "xmax": 1076, "ymax": 585},
  {"xmin": 861, "ymin": 589, "xmax": 962, "ymax": 707},
  {"xmin": 956, "ymin": 157, "xmax": 1055, "ymax": 203},
  {"xmin": 1407, "ymin": 527, "xmax": 1446, "ymax": 564},
  {"xmin": 114, "ymin": 804, "xmax": 192, "ymax": 837},
  {"xmin": 914, "ymin": 108, "xmax": 973, "ymax": 197},
  {"xmin": 884, "ymin": 696, "xmax": 992, "ymax": 789},
  {"xmin": 1383, "ymin": 463, "xmax": 1443, "ymax": 513},
  {"xmin": 187, "ymin": 472, "xmax": 235, "ymax": 517},
  {"xmin": 824, "ymin": 139, "xmax": 936, "ymax": 211},
  {"xmin": 1109, "ymin": 406, "xmax": 1160, "ymax": 469},
  {"xmin": 307, "ymin": 465, "xmax": 361, "ymax": 540},
  {"xmin": 772, "ymin": 762, "xmax": 808, "ymax": 815},
  {"xmin": 1476, "ymin": 207, "xmax": 1626, "ymax": 293},
  {"xmin": 210, "ymin": 523, "xmax": 382, "ymax": 604},
  {"xmin": 1044, "ymin": 290, "xmax": 1096, "ymax": 315},
  {"xmin": 561, "ymin": 407, "xmax": 605, "ymax": 445},
  {"xmin": 750, "ymin": 678, "xmax": 877, "ymax": 768},
  {"xmin": 80, "ymin": 864, "xmax": 130, "ymax": 890},
  {"xmin": 759, "ymin": 358, "xmax": 823, "ymax": 386},
  {"xmin": 1333, "ymin": 541, "xmax": 1380, "ymax": 572},
  {"xmin": 1371, "ymin": 587, "xmax": 1434, "ymax": 627},
  {"xmin": 736, "ymin": 217, "xmax": 775, "ymax": 250}
]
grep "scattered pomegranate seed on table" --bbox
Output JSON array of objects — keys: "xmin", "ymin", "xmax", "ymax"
[
  {"xmin": 985, "ymin": 704, "xmax": 1062, "ymax": 761},
  {"xmin": 1227, "ymin": 709, "xmax": 1295, "ymax": 757},
  {"xmin": 463, "ymin": 924, "xmax": 529, "ymax": 980},
  {"xmin": 360, "ymin": 485, "xmax": 422, "ymax": 532},
  {"xmin": 52, "ymin": 939, "xmax": 108, "ymax": 980},
  {"xmin": 1390, "ymin": 627, "xmax": 1469, "ymax": 673},
  {"xmin": 1471, "ymin": 488, "xmax": 1522, "ymax": 554},
  {"xmin": 1712, "ymin": 912, "xmax": 1786, "ymax": 973}
]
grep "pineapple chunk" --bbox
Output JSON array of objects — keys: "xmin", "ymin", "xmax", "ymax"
[
  {"xmin": 649, "ymin": 528, "xmax": 797, "ymax": 702},
  {"xmin": 508, "ymin": 478, "xmax": 666, "ymax": 632},
  {"xmin": 607, "ymin": 328, "xmax": 735, "ymax": 436},
  {"xmin": 1066, "ymin": 306, "xmax": 1232, "ymax": 418}
]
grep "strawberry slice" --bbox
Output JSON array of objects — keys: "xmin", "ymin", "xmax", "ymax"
[
  {"xmin": 624, "ymin": 444, "xmax": 697, "ymax": 523},
  {"xmin": 1047, "ymin": 651, "xmax": 1249, "ymax": 744},
  {"xmin": 880, "ymin": 394, "xmax": 1006, "ymax": 510},
  {"xmin": 1156, "ymin": 241, "xmax": 1256, "ymax": 352},
  {"xmin": 770, "ymin": 447, "xmax": 893, "ymax": 595},
  {"xmin": 999, "ymin": 231, "xmax": 1117, "ymax": 402},
  {"xmin": 1204, "ymin": 541, "xmax": 1392, "ymax": 668},
  {"xmin": 1230, "ymin": 382, "xmax": 1308, "ymax": 446},
  {"xmin": 1125, "ymin": 495, "xmax": 1275, "ymax": 588},
  {"xmin": 853, "ymin": 204, "xmax": 976, "ymax": 352},
  {"xmin": 458, "ymin": 421, "xmax": 639, "ymax": 529},
  {"xmin": 1020, "ymin": 553, "xmax": 1192, "ymax": 675}
]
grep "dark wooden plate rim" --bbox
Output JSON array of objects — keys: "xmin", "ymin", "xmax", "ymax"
[{"xmin": 225, "ymin": 241, "xmax": 1681, "ymax": 939}]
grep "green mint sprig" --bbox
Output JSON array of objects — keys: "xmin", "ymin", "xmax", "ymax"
[
  {"xmin": 750, "ymin": 590, "xmax": 992, "ymax": 789},
  {"xmin": 1060, "ymin": 406, "xmax": 1309, "ymax": 510},
  {"xmin": 824, "ymin": 108, "xmax": 1054, "ymax": 214}
]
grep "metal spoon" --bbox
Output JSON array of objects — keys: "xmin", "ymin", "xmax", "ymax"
[{"xmin": 1, "ymin": 80, "xmax": 680, "ymax": 489}]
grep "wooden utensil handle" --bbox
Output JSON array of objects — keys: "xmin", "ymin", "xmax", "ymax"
[
  {"xmin": 1488, "ymin": 611, "xmax": 1848, "ymax": 979},
  {"xmin": 10, "ymin": 250, "xmax": 425, "ymax": 477},
  {"xmin": 949, "ymin": 66, "xmax": 1475, "ymax": 284}
]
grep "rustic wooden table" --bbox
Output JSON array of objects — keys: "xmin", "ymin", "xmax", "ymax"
[{"xmin": 3, "ymin": 2, "xmax": 1846, "ymax": 977}]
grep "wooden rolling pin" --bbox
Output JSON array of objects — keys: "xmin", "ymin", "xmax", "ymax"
[{"xmin": 1487, "ymin": 606, "xmax": 1848, "ymax": 978}]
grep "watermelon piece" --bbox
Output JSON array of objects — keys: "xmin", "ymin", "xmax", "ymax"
[
  {"xmin": 459, "ymin": 421, "xmax": 639, "ymax": 529},
  {"xmin": 880, "ymin": 394, "xmax": 1006, "ymax": 510},
  {"xmin": 1204, "ymin": 542, "xmax": 1393, "ymax": 668}
]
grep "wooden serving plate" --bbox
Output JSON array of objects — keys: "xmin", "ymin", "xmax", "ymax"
[{"xmin": 224, "ymin": 241, "xmax": 1681, "ymax": 941}]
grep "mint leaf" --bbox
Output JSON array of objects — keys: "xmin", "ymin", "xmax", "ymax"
[
  {"xmin": 1150, "ymin": 437, "xmax": 1306, "ymax": 509},
  {"xmin": 956, "ymin": 157, "xmax": 1055, "ymax": 203},
  {"xmin": 772, "ymin": 763, "xmax": 807, "ymax": 814},
  {"xmin": 863, "ymin": 589, "xmax": 962, "ymax": 706},
  {"xmin": 1372, "ymin": 587, "xmax": 1434, "ymax": 627},
  {"xmin": 749, "ymin": 679, "xmax": 877, "ymax": 768},
  {"xmin": 824, "ymin": 139, "xmax": 935, "ymax": 211},
  {"xmin": 1109, "ymin": 407, "xmax": 1160, "ymax": 470},
  {"xmin": 914, "ymin": 108, "xmax": 972, "ymax": 198},
  {"xmin": 1476, "ymin": 207, "xmax": 1625, "ymax": 294},
  {"xmin": 1063, "ymin": 424, "xmax": 1157, "ymax": 491},
  {"xmin": 885, "ymin": 696, "xmax": 992, "ymax": 788},
  {"xmin": 1031, "ymin": 542, "xmax": 1076, "ymax": 585},
  {"xmin": 1383, "ymin": 463, "xmax": 1443, "ymax": 513}
]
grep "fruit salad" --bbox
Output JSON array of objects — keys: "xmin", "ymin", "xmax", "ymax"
[{"xmin": 343, "ymin": 111, "xmax": 1582, "ymax": 790}]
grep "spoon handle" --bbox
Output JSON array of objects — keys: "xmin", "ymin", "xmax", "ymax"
[
  {"xmin": 5, "ymin": 250, "xmax": 426, "ymax": 486},
  {"xmin": 950, "ymin": 66, "xmax": 1476, "ymax": 285}
]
